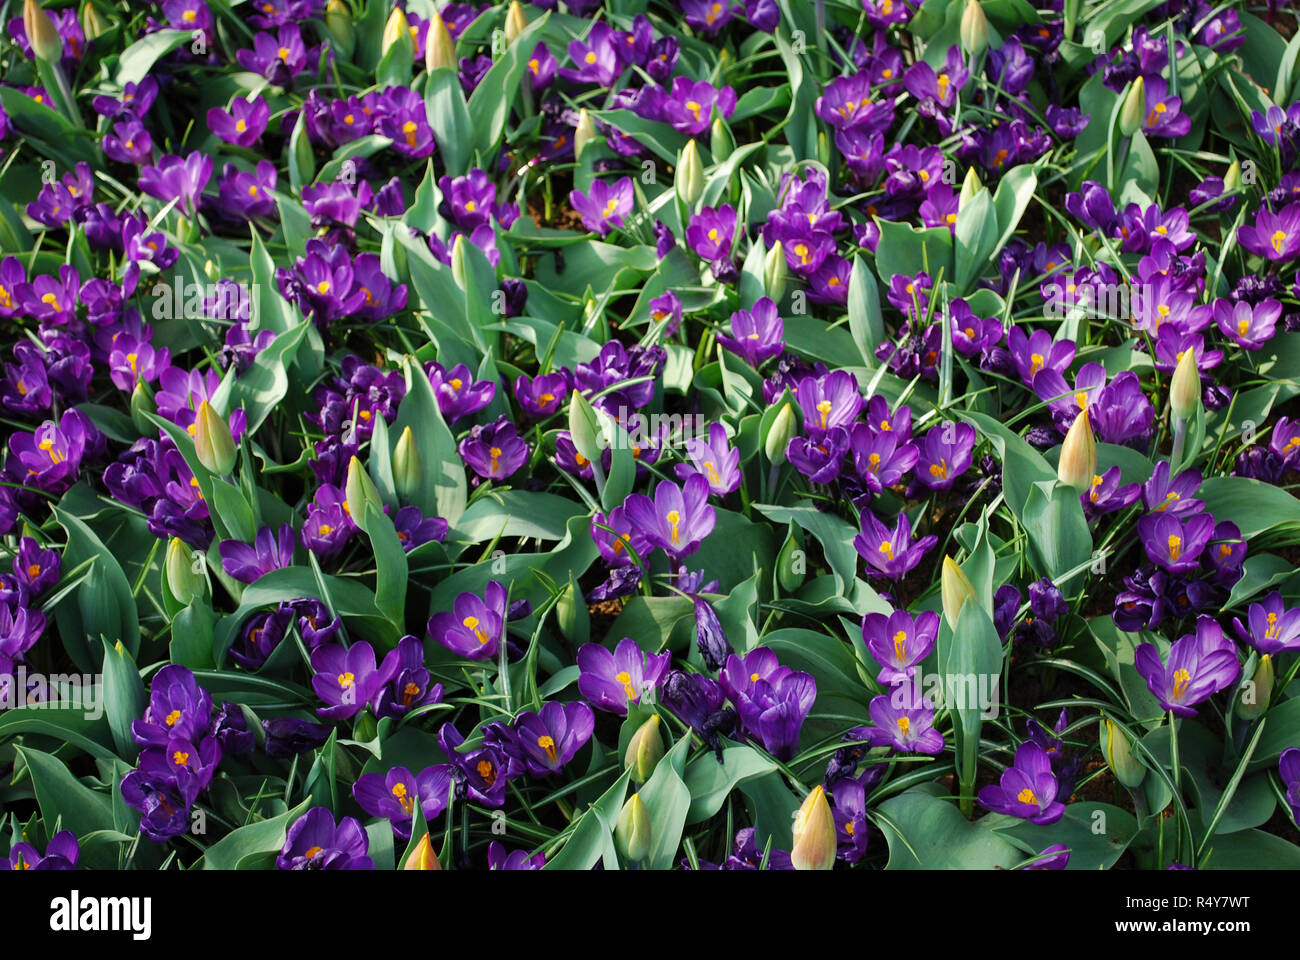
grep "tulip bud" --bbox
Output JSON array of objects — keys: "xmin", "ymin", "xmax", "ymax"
[
  {"xmin": 1057, "ymin": 409, "xmax": 1096, "ymax": 492},
  {"xmin": 567, "ymin": 388, "xmax": 603, "ymax": 465},
  {"xmin": 1119, "ymin": 76, "xmax": 1145, "ymax": 138},
  {"xmin": 24, "ymin": 0, "xmax": 63, "ymax": 63},
  {"xmin": 165, "ymin": 536, "xmax": 204, "ymax": 605},
  {"xmin": 425, "ymin": 11, "xmax": 456, "ymax": 72},
  {"xmin": 693, "ymin": 597, "xmax": 734, "ymax": 671},
  {"xmin": 960, "ymin": 0, "xmax": 989, "ymax": 58},
  {"xmin": 675, "ymin": 139, "xmax": 704, "ymax": 208},
  {"xmin": 776, "ymin": 526, "xmax": 805, "ymax": 592},
  {"xmin": 403, "ymin": 832, "xmax": 443, "ymax": 870},
  {"xmin": 710, "ymin": 117, "xmax": 735, "ymax": 161},
  {"xmin": 450, "ymin": 232, "xmax": 469, "ymax": 287},
  {"xmin": 614, "ymin": 793, "xmax": 652, "ymax": 862},
  {"xmin": 391, "ymin": 425, "xmax": 422, "ymax": 500},
  {"xmin": 1223, "ymin": 159, "xmax": 1242, "ymax": 193},
  {"xmin": 325, "ymin": 0, "xmax": 355, "ymax": 59},
  {"xmin": 130, "ymin": 379, "xmax": 156, "ymax": 436},
  {"xmin": 816, "ymin": 130, "xmax": 830, "ymax": 167},
  {"xmin": 764, "ymin": 402, "xmax": 797, "ymax": 465},
  {"xmin": 764, "ymin": 240, "xmax": 788, "ymax": 301},
  {"xmin": 194, "ymin": 400, "xmax": 236, "ymax": 475},
  {"xmin": 1170, "ymin": 347, "xmax": 1201, "ymax": 424},
  {"xmin": 1100, "ymin": 718, "xmax": 1147, "ymax": 789},
  {"xmin": 382, "ymin": 6, "xmax": 411, "ymax": 57},
  {"xmin": 80, "ymin": 1, "xmax": 106, "ymax": 42},
  {"xmin": 574, "ymin": 108, "xmax": 597, "ymax": 161},
  {"xmin": 959, "ymin": 167, "xmax": 983, "ymax": 211},
  {"xmin": 1236, "ymin": 653, "xmax": 1273, "ymax": 720},
  {"xmin": 624, "ymin": 714, "xmax": 664, "ymax": 782},
  {"xmin": 504, "ymin": 1, "xmax": 528, "ymax": 46},
  {"xmin": 554, "ymin": 577, "xmax": 588, "ymax": 645},
  {"xmin": 790, "ymin": 784, "xmax": 836, "ymax": 870},
  {"xmin": 345, "ymin": 456, "xmax": 382, "ymax": 519},
  {"xmin": 941, "ymin": 555, "xmax": 979, "ymax": 628}
]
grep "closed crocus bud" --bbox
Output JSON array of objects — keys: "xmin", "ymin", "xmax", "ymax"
[
  {"xmin": 1100, "ymin": 718, "xmax": 1147, "ymax": 789},
  {"xmin": 345, "ymin": 456, "xmax": 382, "ymax": 518},
  {"xmin": 194, "ymin": 400, "xmax": 236, "ymax": 475},
  {"xmin": 1170, "ymin": 347, "xmax": 1201, "ymax": 424},
  {"xmin": 1057, "ymin": 409, "xmax": 1096, "ymax": 492},
  {"xmin": 504, "ymin": 1, "xmax": 528, "ymax": 46},
  {"xmin": 764, "ymin": 402, "xmax": 797, "ymax": 465},
  {"xmin": 382, "ymin": 6, "xmax": 411, "ymax": 56},
  {"xmin": 676, "ymin": 139, "xmax": 704, "ymax": 208},
  {"xmin": 764, "ymin": 240, "xmax": 788, "ymax": 301},
  {"xmin": 425, "ymin": 11, "xmax": 456, "ymax": 71},
  {"xmin": 24, "ymin": 0, "xmax": 63, "ymax": 63},
  {"xmin": 624, "ymin": 714, "xmax": 664, "ymax": 782},
  {"xmin": 392, "ymin": 425, "xmax": 422, "ymax": 500},
  {"xmin": 790, "ymin": 784, "xmax": 836, "ymax": 871},
  {"xmin": 615, "ymin": 793, "xmax": 652, "ymax": 862},
  {"xmin": 711, "ymin": 117, "xmax": 735, "ymax": 161},
  {"xmin": 960, "ymin": 0, "xmax": 989, "ymax": 58},
  {"xmin": 1236, "ymin": 654, "xmax": 1273, "ymax": 720},
  {"xmin": 568, "ymin": 388, "xmax": 603, "ymax": 465},
  {"xmin": 80, "ymin": 1, "xmax": 107, "ymax": 42},
  {"xmin": 165, "ymin": 536, "xmax": 204, "ymax": 605},
  {"xmin": 941, "ymin": 555, "xmax": 979, "ymax": 628},
  {"xmin": 574, "ymin": 108, "xmax": 597, "ymax": 161},
  {"xmin": 1119, "ymin": 76, "xmax": 1145, "ymax": 138},
  {"xmin": 959, "ymin": 167, "xmax": 983, "ymax": 210},
  {"xmin": 694, "ymin": 596, "xmax": 734, "ymax": 671},
  {"xmin": 403, "ymin": 832, "xmax": 443, "ymax": 870},
  {"xmin": 130, "ymin": 379, "xmax": 156, "ymax": 435}
]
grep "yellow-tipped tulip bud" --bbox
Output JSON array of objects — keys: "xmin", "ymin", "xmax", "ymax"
[
  {"xmin": 959, "ymin": 166, "xmax": 983, "ymax": 211},
  {"xmin": 325, "ymin": 0, "xmax": 355, "ymax": 59},
  {"xmin": 574, "ymin": 108, "xmax": 597, "ymax": 160},
  {"xmin": 764, "ymin": 240, "xmax": 788, "ymax": 301},
  {"xmin": 1100, "ymin": 718, "xmax": 1147, "ymax": 789},
  {"xmin": 1223, "ymin": 159, "xmax": 1242, "ymax": 193},
  {"xmin": 392, "ymin": 425, "xmax": 422, "ymax": 500},
  {"xmin": 1119, "ymin": 76, "xmax": 1146, "ymax": 138},
  {"xmin": 614, "ymin": 793, "xmax": 652, "ymax": 862},
  {"xmin": 790, "ymin": 784, "xmax": 836, "ymax": 870},
  {"xmin": 567, "ymin": 388, "xmax": 603, "ymax": 465},
  {"xmin": 194, "ymin": 400, "xmax": 236, "ymax": 475},
  {"xmin": 624, "ymin": 714, "xmax": 664, "ymax": 782},
  {"xmin": 941, "ymin": 555, "xmax": 979, "ymax": 628},
  {"xmin": 382, "ymin": 6, "xmax": 411, "ymax": 56},
  {"xmin": 1236, "ymin": 654, "xmax": 1273, "ymax": 720},
  {"xmin": 80, "ymin": 2, "xmax": 107, "ymax": 42},
  {"xmin": 24, "ymin": 0, "xmax": 63, "ymax": 63},
  {"xmin": 425, "ymin": 11, "xmax": 456, "ymax": 72},
  {"xmin": 676, "ymin": 139, "xmax": 704, "ymax": 208},
  {"xmin": 960, "ymin": 0, "xmax": 989, "ymax": 58},
  {"xmin": 504, "ymin": 1, "xmax": 528, "ymax": 46},
  {"xmin": 1170, "ymin": 346, "xmax": 1200, "ymax": 424},
  {"xmin": 345, "ymin": 456, "xmax": 382, "ymax": 519},
  {"xmin": 711, "ymin": 116, "xmax": 735, "ymax": 161},
  {"xmin": 1058, "ymin": 409, "xmax": 1096, "ymax": 492},
  {"xmin": 764, "ymin": 402, "xmax": 797, "ymax": 465},
  {"xmin": 165, "ymin": 537, "xmax": 203, "ymax": 605},
  {"xmin": 403, "ymin": 832, "xmax": 443, "ymax": 870}
]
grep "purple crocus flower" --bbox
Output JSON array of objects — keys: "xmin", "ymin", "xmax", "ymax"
[
  {"xmin": 1232, "ymin": 591, "xmax": 1300, "ymax": 656},
  {"xmin": 795, "ymin": 369, "xmax": 863, "ymax": 438},
  {"xmin": 717, "ymin": 297, "xmax": 784, "ymax": 368},
  {"xmin": 1134, "ymin": 616, "xmax": 1240, "ymax": 716},
  {"xmin": 13, "ymin": 537, "xmax": 60, "ymax": 595},
  {"xmin": 674, "ymin": 422, "xmax": 741, "ymax": 495},
  {"xmin": 438, "ymin": 721, "xmax": 510, "ymax": 807},
  {"xmin": 562, "ymin": 21, "xmax": 625, "ymax": 86},
  {"xmin": 277, "ymin": 807, "xmax": 374, "ymax": 870},
  {"xmin": 576, "ymin": 637, "xmax": 671, "ymax": 715},
  {"xmin": 816, "ymin": 72, "xmax": 894, "ymax": 132},
  {"xmin": 1238, "ymin": 203, "xmax": 1300, "ymax": 261},
  {"xmin": 525, "ymin": 42, "xmax": 556, "ymax": 92},
  {"xmin": 622, "ymin": 474, "xmax": 717, "ymax": 559},
  {"xmin": 513, "ymin": 371, "xmax": 570, "ymax": 420},
  {"xmin": 263, "ymin": 716, "xmax": 333, "ymax": 759},
  {"xmin": 1142, "ymin": 77, "xmax": 1192, "ymax": 138},
  {"xmin": 427, "ymin": 581, "xmax": 508, "ymax": 662},
  {"xmin": 208, "ymin": 96, "xmax": 270, "ymax": 147},
  {"xmin": 228, "ymin": 603, "xmax": 295, "ymax": 670},
  {"xmin": 854, "ymin": 511, "xmax": 937, "ymax": 581},
  {"xmin": 914, "ymin": 421, "xmax": 975, "ymax": 491},
  {"xmin": 353, "ymin": 764, "xmax": 451, "ymax": 840},
  {"xmin": 0, "ymin": 605, "xmax": 44, "ymax": 661},
  {"xmin": 1085, "ymin": 466, "xmax": 1142, "ymax": 517},
  {"xmin": 1214, "ymin": 298, "xmax": 1281, "ymax": 350},
  {"xmin": 662, "ymin": 77, "xmax": 736, "ymax": 135},
  {"xmin": 861, "ymin": 693, "xmax": 945, "ymax": 754},
  {"xmin": 138, "ymin": 152, "xmax": 212, "ymax": 216},
  {"xmin": 1281, "ymin": 748, "xmax": 1300, "ymax": 823},
  {"xmin": 219, "ymin": 524, "xmax": 295, "ymax": 584},
  {"xmin": 1007, "ymin": 326, "xmax": 1076, "ymax": 385},
  {"xmin": 132, "ymin": 665, "xmax": 213, "ymax": 748},
  {"xmin": 310, "ymin": 641, "xmax": 397, "ymax": 722},
  {"xmin": 236, "ymin": 25, "xmax": 309, "ymax": 86},
  {"xmin": 685, "ymin": 204, "xmax": 738, "ymax": 262},
  {"xmin": 718, "ymin": 647, "xmax": 816, "ymax": 761},
  {"xmin": 7, "ymin": 830, "xmax": 78, "ymax": 871},
  {"xmin": 977, "ymin": 741, "xmax": 1066, "ymax": 824},
  {"xmin": 1137, "ymin": 512, "xmax": 1216, "ymax": 574},
  {"xmin": 494, "ymin": 700, "xmax": 595, "ymax": 777},
  {"xmin": 569, "ymin": 177, "xmax": 634, "ymax": 237},
  {"xmin": 102, "ymin": 119, "xmax": 153, "ymax": 165},
  {"xmin": 1142, "ymin": 461, "xmax": 1203, "ymax": 516},
  {"xmin": 458, "ymin": 417, "xmax": 529, "ymax": 481},
  {"xmin": 850, "ymin": 423, "xmax": 919, "ymax": 495},
  {"xmin": 425, "ymin": 361, "xmax": 495, "ymax": 423},
  {"xmin": 489, "ymin": 841, "xmax": 546, "ymax": 870},
  {"xmin": 861, "ymin": 608, "xmax": 939, "ymax": 684}
]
